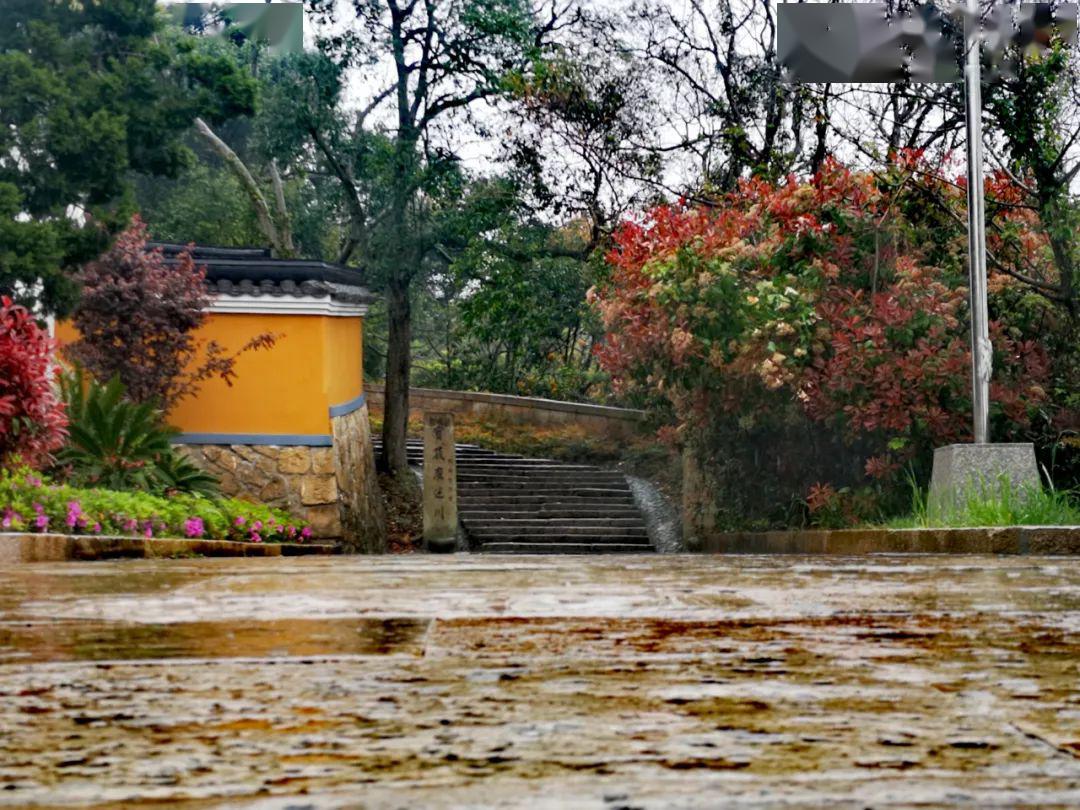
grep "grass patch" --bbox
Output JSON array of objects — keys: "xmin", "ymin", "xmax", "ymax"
[{"xmin": 888, "ymin": 476, "xmax": 1080, "ymax": 528}]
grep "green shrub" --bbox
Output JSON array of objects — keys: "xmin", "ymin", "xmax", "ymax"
[
  {"xmin": 0, "ymin": 467, "xmax": 309, "ymax": 543},
  {"xmin": 153, "ymin": 450, "xmax": 221, "ymax": 498},
  {"xmin": 57, "ymin": 368, "xmax": 219, "ymax": 496}
]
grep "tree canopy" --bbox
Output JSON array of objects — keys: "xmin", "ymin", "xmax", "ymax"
[{"xmin": 0, "ymin": 0, "xmax": 256, "ymax": 315}]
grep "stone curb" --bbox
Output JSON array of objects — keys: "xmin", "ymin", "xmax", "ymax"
[
  {"xmin": 0, "ymin": 533, "xmax": 338, "ymax": 563},
  {"xmin": 697, "ymin": 525, "xmax": 1080, "ymax": 554}
]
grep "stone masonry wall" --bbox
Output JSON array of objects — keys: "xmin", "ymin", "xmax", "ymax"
[
  {"xmin": 177, "ymin": 402, "xmax": 386, "ymax": 552},
  {"xmin": 331, "ymin": 402, "xmax": 387, "ymax": 554},
  {"xmin": 178, "ymin": 444, "xmax": 344, "ymax": 541},
  {"xmin": 365, "ymin": 383, "xmax": 646, "ymax": 440}
]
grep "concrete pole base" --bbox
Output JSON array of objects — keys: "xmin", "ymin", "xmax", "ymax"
[{"xmin": 928, "ymin": 443, "xmax": 1041, "ymax": 514}]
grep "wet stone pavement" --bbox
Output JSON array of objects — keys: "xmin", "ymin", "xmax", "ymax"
[{"xmin": 0, "ymin": 555, "xmax": 1078, "ymax": 808}]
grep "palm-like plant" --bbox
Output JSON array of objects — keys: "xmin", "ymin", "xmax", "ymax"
[
  {"xmin": 57, "ymin": 368, "xmax": 220, "ymax": 496},
  {"xmin": 154, "ymin": 449, "xmax": 222, "ymax": 498}
]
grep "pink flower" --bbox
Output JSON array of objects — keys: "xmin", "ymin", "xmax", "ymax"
[
  {"xmin": 65, "ymin": 500, "xmax": 82, "ymax": 529},
  {"xmin": 1, "ymin": 508, "xmax": 18, "ymax": 529},
  {"xmin": 300, "ymin": 527, "xmax": 312, "ymax": 541},
  {"xmin": 234, "ymin": 516, "xmax": 246, "ymax": 527},
  {"xmin": 252, "ymin": 520, "xmax": 263, "ymax": 531},
  {"xmin": 142, "ymin": 521, "xmax": 154, "ymax": 538},
  {"xmin": 123, "ymin": 518, "xmax": 138, "ymax": 532},
  {"xmin": 183, "ymin": 517, "xmax": 205, "ymax": 538},
  {"xmin": 249, "ymin": 531, "xmax": 262, "ymax": 544},
  {"xmin": 34, "ymin": 513, "xmax": 49, "ymax": 530},
  {"xmin": 92, "ymin": 522, "xmax": 102, "ymax": 534}
]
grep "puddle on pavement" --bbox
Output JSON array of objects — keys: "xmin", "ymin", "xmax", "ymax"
[{"xmin": 0, "ymin": 617, "xmax": 428, "ymax": 663}]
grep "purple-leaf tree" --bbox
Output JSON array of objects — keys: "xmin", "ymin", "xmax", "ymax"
[{"xmin": 67, "ymin": 216, "xmax": 277, "ymax": 411}]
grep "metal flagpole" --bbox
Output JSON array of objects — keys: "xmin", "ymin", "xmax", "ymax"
[{"xmin": 964, "ymin": 0, "xmax": 992, "ymax": 444}]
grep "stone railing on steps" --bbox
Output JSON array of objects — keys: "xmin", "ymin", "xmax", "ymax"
[{"xmin": 365, "ymin": 384, "xmax": 646, "ymax": 440}]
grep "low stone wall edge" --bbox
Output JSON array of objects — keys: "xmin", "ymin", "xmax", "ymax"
[
  {"xmin": 0, "ymin": 533, "xmax": 337, "ymax": 563},
  {"xmin": 366, "ymin": 383, "xmax": 644, "ymax": 421},
  {"xmin": 696, "ymin": 526, "xmax": 1080, "ymax": 554}
]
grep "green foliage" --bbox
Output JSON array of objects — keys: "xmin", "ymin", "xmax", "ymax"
[
  {"xmin": 984, "ymin": 42, "xmax": 1080, "ymax": 491},
  {"xmin": 450, "ymin": 224, "xmax": 603, "ymax": 399},
  {"xmin": 0, "ymin": 0, "xmax": 256, "ymax": 315},
  {"xmin": 594, "ymin": 160, "xmax": 1066, "ymax": 529},
  {"xmin": 57, "ymin": 368, "xmax": 219, "ymax": 497},
  {"xmin": 265, "ymin": 0, "xmax": 557, "ymax": 473},
  {"xmin": 362, "ymin": 176, "xmax": 610, "ymax": 402},
  {"xmin": 135, "ymin": 162, "xmax": 264, "ymax": 247},
  {"xmin": 0, "ymin": 466, "xmax": 306, "ymax": 542},
  {"xmin": 149, "ymin": 448, "xmax": 221, "ymax": 500},
  {"xmin": 889, "ymin": 477, "xmax": 1080, "ymax": 529}
]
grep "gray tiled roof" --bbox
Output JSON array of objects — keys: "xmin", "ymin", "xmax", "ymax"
[{"xmin": 149, "ymin": 242, "xmax": 376, "ymax": 304}]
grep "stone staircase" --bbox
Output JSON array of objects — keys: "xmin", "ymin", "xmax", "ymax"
[{"xmin": 375, "ymin": 438, "xmax": 653, "ymax": 554}]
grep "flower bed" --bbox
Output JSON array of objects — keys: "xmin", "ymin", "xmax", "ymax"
[{"xmin": 0, "ymin": 468, "xmax": 310, "ymax": 544}]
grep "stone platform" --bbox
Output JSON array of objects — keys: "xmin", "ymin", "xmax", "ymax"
[
  {"xmin": 1, "ymin": 555, "xmax": 1078, "ymax": 807},
  {"xmin": 0, "ymin": 532, "xmax": 336, "ymax": 563}
]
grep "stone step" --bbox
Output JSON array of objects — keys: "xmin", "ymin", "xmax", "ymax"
[
  {"xmin": 399, "ymin": 445, "xmax": 501, "ymax": 453},
  {"xmin": 459, "ymin": 508, "xmax": 644, "ymax": 520},
  {"xmin": 457, "ymin": 474, "xmax": 627, "ymax": 485},
  {"xmin": 470, "ymin": 528, "xmax": 651, "ymax": 540},
  {"xmin": 380, "ymin": 438, "xmax": 654, "ymax": 554},
  {"xmin": 386, "ymin": 441, "xmax": 491, "ymax": 450},
  {"xmin": 456, "ymin": 462, "xmax": 599, "ymax": 470},
  {"xmin": 459, "ymin": 481, "xmax": 630, "ymax": 492},
  {"xmin": 376, "ymin": 444, "xmax": 507, "ymax": 458},
  {"xmin": 460, "ymin": 496, "xmax": 637, "ymax": 508},
  {"xmin": 384, "ymin": 454, "xmax": 510, "ymax": 463},
  {"xmin": 479, "ymin": 542, "xmax": 654, "ymax": 554},
  {"xmin": 457, "ymin": 467, "xmax": 624, "ymax": 476},
  {"xmin": 467, "ymin": 528, "xmax": 648, "ymax": 540},
  {"xmin": 462, "ymin": 517, "xmax": 646, "ymax": 529},
  {"xmin": 457, "ymin": 492, "xmax": 630, "ymax": 505},
  {"xmin": 410, "ymin": 455, "xmax": 541, "ymax": 465}
]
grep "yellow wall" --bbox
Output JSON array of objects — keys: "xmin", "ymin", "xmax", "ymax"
[
  {"xmin": 56, "ymin": 312, "xmax": 365, "ymax": 437},
  {"xmin": 322, "ymin": 315, "xmax": 364, "ymax": 406}
]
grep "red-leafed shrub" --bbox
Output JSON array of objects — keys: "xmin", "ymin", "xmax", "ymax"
[
  {"xmin": 66, "ymin": 216, "xmax": 277, "ymax": 411},
  {"xmin": 0, "ymin": 297, "xmax": 68, "ymax": 468},
  {"xmin": 590, "ymin": 157, "xmax": 1062, "ymax": 528}
]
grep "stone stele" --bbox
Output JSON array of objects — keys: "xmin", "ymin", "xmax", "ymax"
[
  {"xmin": 422, "ymin": 412, "xmax": 458, "ymax": 552},
  {"xmin": 928, "ymin": 443, "xmax": 1041, "ymax": 513}
]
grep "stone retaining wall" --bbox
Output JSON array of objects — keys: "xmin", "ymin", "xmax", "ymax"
[
  {"xmin": 178, "ymin": 401, "xmax": 386, "ymax": 552},
  {"xmin": 366, "ymin": 383, "xmax": 646, "ymax": 439},
  {"xmin": 331, "ymin": 402, "xmax": 387, "ymax": 553},
  {"xmin": 179, "ymin": 444, "xmax": 344, "ymax": 540}
]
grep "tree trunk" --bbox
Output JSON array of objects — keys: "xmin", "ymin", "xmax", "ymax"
[
  {"xmin": 381, "ymin": 278, "xmax": 412, "ymax": 475},
  {"xmin": 195, "ymin": 119, "xmax": 279, "ymax": 251},
  {"xmin": 379, "ymin": 137, "xmax": 421, "ymax": 478},
  {"xmin": 268, "ymin": 160, "xmax": 296, "ymax": 257}
]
